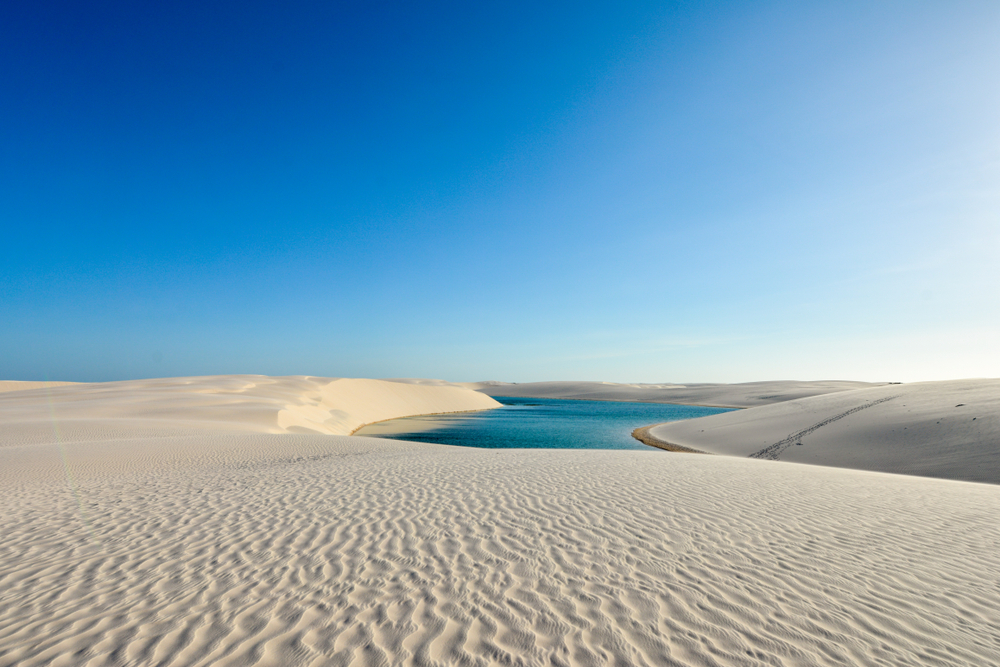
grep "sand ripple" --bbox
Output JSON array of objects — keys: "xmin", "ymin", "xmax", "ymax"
[{"xmin": 2, "ymin": 434, "xmax": 998, "ymax": 666}]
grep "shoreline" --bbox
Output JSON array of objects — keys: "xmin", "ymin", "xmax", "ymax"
[
  {"xmin": 631, "ymin": 423, "xmax": 709, "ymax": 453},
  {"xmin": 348, "ymin": 406, "xmax": 499, "ymax": 435}
]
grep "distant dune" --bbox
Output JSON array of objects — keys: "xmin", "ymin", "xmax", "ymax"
[
  {"xmin": 0, "ymin": 380, "xmax": 80, "ymax": 393},
  {"xmin": 2, "ymin": 376, "xmax": 998, "ymax": 665},
  {"xmin": 462, "ymin": 379, "xmax": 883, "ymax": 408},
  {"xmin": 643, "ymin": 378, "xmax": 1000, "ymax": 485}
]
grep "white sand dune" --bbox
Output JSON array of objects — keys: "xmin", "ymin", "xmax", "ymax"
[
  {"xmin": 644, "ymin": 379, "xmax": 1000, "ymax": 485},
  {"xmin": 463, "ymin": 379, "xmax": 883, "ymax": 408},
  {"xmin": 2, "ymin": 376, "xmax": 999, "ymax": 666},
  {"xmin": 0, "ymin": 375, "xmax": 500, "ymax": 441}
]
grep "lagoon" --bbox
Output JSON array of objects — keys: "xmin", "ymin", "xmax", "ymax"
[{"xmin": 354, "ymin": 396, "xmax": 734, "ymax": 450}]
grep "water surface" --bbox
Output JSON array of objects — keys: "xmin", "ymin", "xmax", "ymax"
[{"xmin": 355, "ymin": 396, "xmax": 733, "ymax": 450}]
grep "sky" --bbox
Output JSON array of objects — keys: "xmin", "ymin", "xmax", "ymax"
[{"xmin": 2, "ymin": 0, "xmax": 998, "ymax": 383}]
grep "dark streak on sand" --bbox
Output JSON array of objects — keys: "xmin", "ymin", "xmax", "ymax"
[{"xmin": 631, "ymin": 425, "xmax": 709, "ymax": 454}]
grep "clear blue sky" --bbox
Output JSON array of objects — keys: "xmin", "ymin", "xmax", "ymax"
[{"xmin": 2, "ymin": 1, "xmax": 998, "ymax": 383}]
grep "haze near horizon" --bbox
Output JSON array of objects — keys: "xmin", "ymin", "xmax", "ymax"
[{"xmin": 2, "ymin": 1, "xmax": 998, "ymax": 383}]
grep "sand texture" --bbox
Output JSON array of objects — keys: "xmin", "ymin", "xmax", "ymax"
[
  {"xmin": 2, "ymin": 377, "xmax": 1000, "ymax": 666},
  {"xmin": 645, "ymin": 379, "xmax": 1000, "ymax": 484},
  {"xmin": 462, "ymin": 380, "xmax": 883, "ymax": 408}
]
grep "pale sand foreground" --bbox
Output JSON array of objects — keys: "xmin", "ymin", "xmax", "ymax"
[
  {"xmin": 454, "ymin": 380, "xmax": 884, "ymax": 408},
  {"xmin": 645, "ymin": 379, "xmax": 1000, "ymax": 485},
  {"xmin": 2, "ymin": 377, "xmax": 999, "ymax": 666}
]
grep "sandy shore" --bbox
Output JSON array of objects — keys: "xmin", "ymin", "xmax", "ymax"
[
  {"xmin": 630, "ymin": 424, "xmax": 706, "ymax": 453},
  {"xmin": 2, "ymin": 376, "xmax": 999, "ymax": 666}
]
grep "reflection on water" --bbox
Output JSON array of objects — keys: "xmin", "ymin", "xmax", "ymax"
[{"xmin": 355, "ymin": 396, "xmax": 733, "ymax": 450}]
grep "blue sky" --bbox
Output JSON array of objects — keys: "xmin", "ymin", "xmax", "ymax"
[{"xmin": 2, "ymin": 1, "xmax": 998, "ymax": 383}]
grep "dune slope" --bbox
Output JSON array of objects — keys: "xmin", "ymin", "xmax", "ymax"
[{"xmin": 644, "ymin": 379, "xmax": 1000, "ymax": 484}]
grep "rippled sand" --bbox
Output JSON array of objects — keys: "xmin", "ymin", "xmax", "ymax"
[{"xmin": 2, "ymin": 378, "xmax": 998, "ymax": 666}]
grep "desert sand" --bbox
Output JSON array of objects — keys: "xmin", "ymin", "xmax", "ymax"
[
  {"xmin": 461, "ymin": 379, "xmax": 883, "ymax": 408},
  {"xmin": 642, "ymin": 379, "xmax": 1000, "ymax": 485},
  {"xmin": 2, "ymin": 376, "xmax": 999, "ymax": 666}
]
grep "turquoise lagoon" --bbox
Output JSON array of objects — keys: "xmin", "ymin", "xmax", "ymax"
[{"xmin": 354, "ymin": 396, "xmax": 733, "ymax": 450}]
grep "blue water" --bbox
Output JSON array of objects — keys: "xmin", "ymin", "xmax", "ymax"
[{"xmin": 355, "ymin": 396, "xmax": 734, "ymax": 450}]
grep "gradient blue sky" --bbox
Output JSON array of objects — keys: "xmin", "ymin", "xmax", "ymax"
[{"xmin": 2, "ymin": 1, "xmax": 998, "ymax": 383}]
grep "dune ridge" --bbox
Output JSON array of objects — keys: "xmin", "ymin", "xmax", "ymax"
[{"xmin": 0, "ymin": 380, "xmax": 80, "ymax": 393}]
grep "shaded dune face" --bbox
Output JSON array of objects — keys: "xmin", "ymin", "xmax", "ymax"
[
  {"xmin": 645, "ymin": 379, "xmax": 1000, "ymax": 485},
  {"xmin": 2, "ymin": 439, "xmax": 999, "ymax": 667}
]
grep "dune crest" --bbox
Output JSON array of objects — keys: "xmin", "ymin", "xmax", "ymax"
[{"xmin": 277, "ymin": 377, "xmax": 502, "ymax": 435}]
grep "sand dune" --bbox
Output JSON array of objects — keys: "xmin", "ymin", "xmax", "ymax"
[
  {"xmin": 2, "ymin": 376, "xmax": 999, "ymax": 666},
  {"xmin": 643, "ymin": 378, "xmax": 1000, "ymax": 484},
  {"xmin": 462, "ymin": 379, "xmax": 883, "ymax": 408},
  {"xmin": 0, "ymin": 375, "xmax": 500, "ymax": 440}
]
